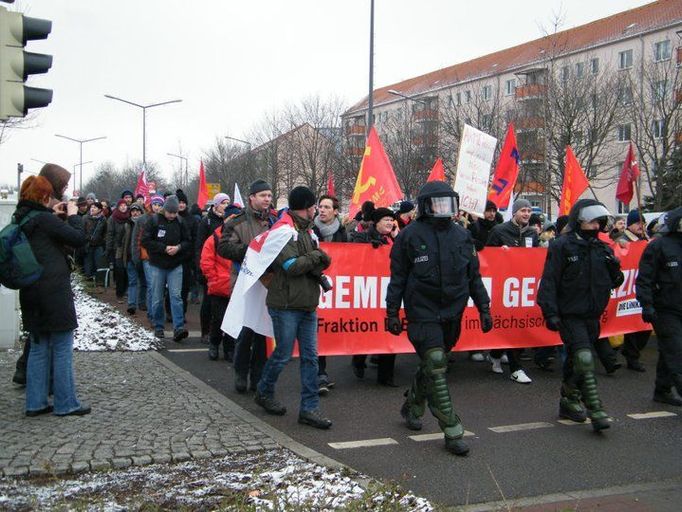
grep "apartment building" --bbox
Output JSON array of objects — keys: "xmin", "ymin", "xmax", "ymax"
[{"xmin": 342, "ymin": 0, "xmax": 682, "ymax": 216}]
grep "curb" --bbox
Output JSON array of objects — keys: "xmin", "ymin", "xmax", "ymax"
[{"xmin": 148, "ymin": 351, "xmax": 354, "ymax": 473}]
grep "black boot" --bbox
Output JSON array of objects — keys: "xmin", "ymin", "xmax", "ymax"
[
  {"xmin": 208, "ymin": 343, "xmax": 219, "ymax": 361},
  {"xmin": 559, "ymin": 382, "xmax": 587, "ymax": 423},
  {"xmin": 575, "ymin": 348, "xmax": 610, "ymax": 431}
]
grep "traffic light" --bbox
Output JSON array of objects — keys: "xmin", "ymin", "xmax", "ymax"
[{"xmin": 0, "ymin": 6, "xmax": 52, "ymax": 120}]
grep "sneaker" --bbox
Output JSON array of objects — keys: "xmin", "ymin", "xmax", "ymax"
[
  {"xmin": 510, "ymin": 369, "xmax": 532, "ymax": 384},
  {"xmin": 500, "ymin": 353, "xmax": 509, "ymax": 364},
  {"xmin": 154, "ymin": 329, "xmax": 165, "ymax": 339},
  {"xmin": 234, "ymin": 374, "xmax": 247, "ymax": 394},
  {"xmin": 26, "ymin": 405, "xmax": 53, "ymax": 417},
  {"xmin": 653, "ymin": 390, "xmax": 682, "ymax": 406},
  {"xmin": 173, "ymin": 328, "xmax": 189, "ymax": 342},
  {"xmin": 298, "ymin": 409, "xmax": 332, "ymax": 429},
  {"xmin": 470, "ymin": 352, "xmax": 486, "ymax": 362},
  {"xmin": 55, "ymin": 404, "xmax": 91, "ymax": 417},
  {"xmin": 490, "ymin": 357, "xmax": 503, "ymax": 374},
  {"xmin": 12, "ymin": 367, "xmax": 26, "ymax": 387},
  {"xmin": 627, "ymin": 360, "xmax": 646, "ymax": 372},
  {"xmin": 208, "ymin": 344, "xmax": 219, "ymax": 361},
  {"xmin": 255, "ymin": 393, "xmax": 286, "ymax": 416},
  {"xmin": 318, "ymin": 383, "xmax": 329, "ymax": 396}
]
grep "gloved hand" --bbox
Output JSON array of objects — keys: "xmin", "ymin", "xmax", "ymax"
[
  {"xmin": 545, "ymin": 316, "xmax": 562, "ymax": 332},
  {"xmin": 371, "ymin": 239, "xmax": 383, "ymax": 249},
  {"xmin": 642, "ymin": 306, "xmax": 657, "ymax": 324},
  {"xmin": 318, "ymin": 249, "xmax": 331, "ymax": 269},
  {"xmin": 479, "ymin": 305, "xmax": 493, "ymax": 333},
  {"xmin": 386, "ymin": 307, "xmax": 402, "ymax": 336}
]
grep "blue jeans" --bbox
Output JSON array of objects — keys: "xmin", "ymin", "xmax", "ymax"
[
  {"xmin": 26, "ymin": 331, "xmax": 82, "ymax": 415},
  {"xmin": 143, "ymin": 261, "xmax": 153, "ymax": 321},
  {"xmin": 84, "ymin": 246, "xmax": 104, "ymax": 278},
  {"xmin": 149, "ymin": 264, "xmax": 184, "ymax": 331},
  {"xmin": 126, "ymin": 261, "xmax": 138, "ymax": 308},
  {"xmin": 258, "ymin": 308, "xmax": 319, "ymax": 413}
]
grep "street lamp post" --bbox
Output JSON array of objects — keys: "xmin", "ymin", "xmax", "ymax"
[
  {"xmin": 224, "ymin": 135, "xmax": 251, "ymax": 150},
  {"xmin": 167, "ymin": 153, "xmax": 188, "ymax": 187},
  {"xmin": 54, "ymin": 134, "xmax": 106, "ymax": 193},
  {"xmin": 73, "ymin": 161, "xmax": 93, "ymax": 190},
  {"xmin": 104, "ymin": 94, "xmax": 182, "ymax": 166}
]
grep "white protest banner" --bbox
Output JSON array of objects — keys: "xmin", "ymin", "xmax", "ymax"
[{"xmin": 453, "ymin": 124, "xmax": 497, "ymax": 217}]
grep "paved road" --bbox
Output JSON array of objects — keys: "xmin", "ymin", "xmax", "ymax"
[{"xmin": 161, "ymin": 339, "xmax": 682, "ymax": 509}]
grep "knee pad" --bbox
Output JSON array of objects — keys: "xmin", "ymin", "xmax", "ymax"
[
  {"xmin": 573, "ymin": 348, "xmax": 595, "ymax": 375},
  {"xmin": 423, "ymin": 348, "xmax": 448, "ymax": 376}
]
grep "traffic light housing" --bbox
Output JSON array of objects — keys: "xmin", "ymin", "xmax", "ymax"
[{"xmin": 0, "ymin": 6, "xmax": 52, "ymax": 120}]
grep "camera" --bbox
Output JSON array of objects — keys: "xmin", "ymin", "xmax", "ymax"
[{"xmin": 319, "ymin": 274, "xmax": 333, "ymax": 292}]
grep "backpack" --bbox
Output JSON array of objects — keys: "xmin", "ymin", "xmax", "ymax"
[{"xmin": 0, "ymin": 210, "xmax": 44, "ymax": 289}]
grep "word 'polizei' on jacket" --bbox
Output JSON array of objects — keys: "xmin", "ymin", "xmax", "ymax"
[
  {"xmin": 486, "ymin": 219, "xmax": 539, "ymax": 248},
  {"xmin": 141, "ymin": 212, "xmax": 191, "ymax": 269},
  {"xmin": 386, "ymin": 218, "xmax": 489, "ymax": 322},
  {"xmin": 636, "ymin": 206, "xmax": 682, "ymax": 316},
  {"xmin": 200, "ymin": 225, "xmax": 233, "ymax": 297},
  {"xmin": 538, "ymin": 204, "xmax": 624, "ymax": 320},
  {"xmin": 266, "ymin": 212, "xmax": 330, "ymax": 312}
]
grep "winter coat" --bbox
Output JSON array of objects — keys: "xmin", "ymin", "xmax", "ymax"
[
  {"xmin": 486, "ymin": 219, "xmax": 539, "ymax": 248},
  {"xmin": 195, "ymin": 209, "xmax": 225, "ymax": 265},
  {"xmin": 349, "ymin": 225, "xmax": 393, "ymax": 247},
  {"xmin": 217, "ymin": 203, "xmax": 277, "ymax": 287},
  {"xmin": 178, "ymin": 209, "xmax": 199, "ymax": 264},
  {"xmin": 106, "ymin": 214, "xmax": 129, "ymax": 261},
  {"xmin": 200, "ymin": 225, "xmax": 232, "ymax": 297},
  {"xmin": 15, "ymin": 200, "xmax": 85, "ymax": 332},
  {"xmin": 83, "ymin": 214, "xmax": 107, "ymax": 248},
  {"xmin": 130, "ymin": 213, "xmax": 152, "ymax": 265},
  {"xmin": 469, "ymin": 213, "xmax": 503, "ymax": 250},
  {"xmin": 636, "ymin": 207, "xmax": 682, "ymax": 316},
  {"xmin": 312, "ymin": 220, "xmax": 348, "ymax": 242},
  {"xmin": 386, "ymin": 217, "xmax": 490, "ymax": 322},
  {"xmin": 141, "ymin": 212, "xmax": 191, "ymax": 270},
  {"xmin": 266, "ymin": 212, "xmax": 330, "ymax": 312}
]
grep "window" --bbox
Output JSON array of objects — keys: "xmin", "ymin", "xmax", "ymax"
[
  {"xmin": 590, "ymin": 58, "xmax": 600, "ymax": 75},
  {"xmin": 464, "ymin": 90, "xmax": 471, "ymax": 103},
  {"xmin": 561, "ymin": 66, "xmax": 570, "ymax": 82},
  {"xmin": 481, "ymin": 113, "xmax": 492, "ymax": 130},
  {"xmin": 619, "ymin": 49, "xmax": 633, "ymax": 69},
  {"xmin": 482, "ymin": 85, "xmax": 492, "ymax": 101},
  {"xmin": 575, "ymin": 62, "xmax": 585, "ymax": 79},
  {"xmin": 618, "ymin": 124, "xmax": 632, "ymax": 142},
  {"xmin": 653, "ymin": 80, "xmax": 667, "ymax": 100},
  {"xmin": 653, "ymin": 119, "xmax": 665, "ymax": 139},
  {"xmin": 505, "ymin": 78, "xmax": 516, "ymax": 96},
  {"xmin": 619, "ymin": 85, "xmax": 633, "ymax": 104},
  {"xmin": 456, "ymin": 92, "xmax": 461, "ymax": 106},
  {"xmin": 654, "ymin": 40, "xmax": 671, "ymax": 61}
]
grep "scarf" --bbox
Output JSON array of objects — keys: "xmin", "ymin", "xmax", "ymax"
[
  {"xmin": 112, "ymin": 208, "xmax": 130, "ymax": 223},
  {"xmin": 314, "ymin": 216, "xmax": 340, "ymax": 241}
]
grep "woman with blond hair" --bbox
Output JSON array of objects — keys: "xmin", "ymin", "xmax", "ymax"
[{"xmin": 15, "ymin": 174, "xmax": 90, "ymax": 416}]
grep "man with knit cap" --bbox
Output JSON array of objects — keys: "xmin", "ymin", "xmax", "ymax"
[
  {"xmin": 174, "ymin": 189, "xmax": 199, "ymax": 316},
  {"xmin": 485, "ymin": 198, "xmax": 539, "ymax": 384},
  {"xmin": 132, "ymin": 195, "xmax": 165, "ymax": 320},
  {"xmin": 254, "ymin": 186, "xmax": 333, "ymax": 429},
  {"xmin": 141, "ymin": 195, "xmax": 191, "ymax": 341},
  {"xmin": 218, "ymin": 179, "xmax": 277, "ymax": 393}
]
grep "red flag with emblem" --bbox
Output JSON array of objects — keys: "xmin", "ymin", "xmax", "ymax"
[
  {"xmin": 134, "ymin": 167, "xmax": 150, "ymax": 206},
  {"xmin": 488, "ymin": 123, "xmax": 520, "ymax": 210},
  {"xmin": 559, "ymin": 146, "xmax": 590, "ymax": 215},
  {"xmin": 348, "ymin": 127, "xmax": 403, "ymax": 218},
  {"xmin": 197, "ymin": 160, "xmax": 209, "ymax": 208},
  {"xmin": 615, "ymin": 142, "xmax": 640, "ymax": 205},
  {"xmin": 327, "ymin": 170, "xmax": 335, "ymax": 196},
  {"xmin": 427, "ymin": 158, "xmax": 446, "ymax": 182}
]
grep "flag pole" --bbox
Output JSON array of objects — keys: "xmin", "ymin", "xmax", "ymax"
[{"xmin": 633, "ymin": 177, "xmax": 649, "ymax": 240}]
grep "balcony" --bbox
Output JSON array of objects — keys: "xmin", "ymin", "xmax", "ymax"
[
  {"xmin": 516, "ymin": 117, "xmax": 545, "ymax": 131},
  {"xmin": 515, "ymin": 83, "xmax": 547, "ymax": 100},
  {"xmin": 413, "ymin": 109, "xmax": 438, "ymax": 122},
  {"xmin": 346, "ymin": 146, "xmax": 365, "ymax": 157},
  {"xmin": 515, "ymin": 181, "xmax": 545, "ymax": 193},
  {"xmin": 346, "ymin": 125, "xmax": 366, "ymax": 136}
]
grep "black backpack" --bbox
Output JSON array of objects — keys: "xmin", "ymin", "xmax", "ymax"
[{"xmin": 0, "ymin": 210, "xmax": 43, "ymax": 289}]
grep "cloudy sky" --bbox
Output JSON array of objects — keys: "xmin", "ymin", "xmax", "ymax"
[{"xmin": 0, "ymin": 0, "xmax": 652, "ymax": 194}]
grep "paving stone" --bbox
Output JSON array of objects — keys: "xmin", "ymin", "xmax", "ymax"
[
  {"xmin": 171, "ymin": 452, "xmax": 191, "ymax": 462},
  {"xmin": 151, "ymin": 454, "xmax": 171, "ymax": 464},
  {"xmin": 90, "ymin": 459, "xmax": 112, "ymax": 471},
  {"xmin": 111, "ymin": 458, "xmax": 132, "ymax": 469},
  {"xmin": 3, "ymin": 466, "xmax": 28, "ymax": 477},
  {"xmin": 70, "ymin": 462, "xmax": 90, "ymax": 474},
  {"xmin": 131, "ymin": 455, "xmax": 152, "ymax": 466}
]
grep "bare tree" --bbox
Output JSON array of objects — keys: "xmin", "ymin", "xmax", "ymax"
[{"xmin": 83, "ymin": 161, "xmax": 166, "ymax": 202}]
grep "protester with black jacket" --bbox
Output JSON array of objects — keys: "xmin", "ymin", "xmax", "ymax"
[
  {"xmin": 176, "ymin": 189, "xmax": 199, "ymax": 315},
  {"xmin": 387, "ymin": 181, "xmax": 492, "ymax": 456},
  {"xmin": 141, "ymin": 195, "xmax": 191, "ymax": 341},
  {"xmin": 636, "ymin": 206, "xmax": 682, "ymax": 407},
  {"xmin": 83, "ymin": 202, "xmax": 107, "ymax": 279},
  {"xmin": 469, "ymin": 200, "xmax": 503, "ymax": 251},
  {"xmin": 538, "ymin": 199, "xmax": 624, "ymax": 431},
  {"xmin": 17, "ymin": 175, "xmax": 90, "ymax": 417}
]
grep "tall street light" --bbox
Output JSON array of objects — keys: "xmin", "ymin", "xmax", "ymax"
[
  {"xmin": 167, "ymin": 153, "xmax": 188, "ymax": 187},
  {"xmin": 54, "ymin": 134, "xmax": 106, "ymax": 193},
  {"xmin": 224, "ymin": 135, "xmax": 251, "ymax": 150},
  {"xmin": 73, "ymin": 161, "xmax": 93, "ymax": 190},
  {"xmin": 104, "ymin": 94, "xmax": 182, "ymax": 166}
]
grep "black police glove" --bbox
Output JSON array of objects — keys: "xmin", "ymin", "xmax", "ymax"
[
  {"xmin": 386, "ymin": 307, "xmax": 402, "ymax": 336},
  {"xmin": 642, "ymin": 306, "xmax": 657, "ymax": 324},
  {"xmin": 479, "ymin": 304, "xmax": 493, "ymax": 333},
  {"xmin": 371, "ymin": 239, "xmax": 383, "ymax": 249},
  {"xmin": 545, "ymin": 316, "xmax": 562, "ymax": 332}
]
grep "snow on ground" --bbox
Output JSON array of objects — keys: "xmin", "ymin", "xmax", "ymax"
[
  {"xmin": 72, "ymin": 279, "xmax": 161, "ymax": 352},
  {"xmin": 0, "ymin": 449, "xmax": 434, "ymax": 511}
]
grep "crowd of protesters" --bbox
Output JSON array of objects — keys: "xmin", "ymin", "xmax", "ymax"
[{"xmin": 11, "ymin": 164, "xmax": 680, "ymax": 453}]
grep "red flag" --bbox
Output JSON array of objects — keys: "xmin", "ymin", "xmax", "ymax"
[
  {"xmin": 134, "ymin": 167, "xmax": 150, "ymax": 206},
  {"xmin": 348, "ymin": 127, "xmax": 403, "ymax": 218},
  {"xmin": 615, "ymin": 142, "xmax": 640, "ymax": 205},
  {"xmin": 488, "ymin": 123, "xmax": 520, "ymax": 210},
  {"xmin": 559, "ymin": 146, "xmax": 590, "ymax": 215},
  {"xmin": 327, "ymin": 170, "xmax": 335, "ymax": 196},
  {"xmin": 197, "ymin": 160, "xmax": 209, "ymax": 208},
  {"xmin": 427, "ymin": 158, "xmax": 446, "ymax": 182}
]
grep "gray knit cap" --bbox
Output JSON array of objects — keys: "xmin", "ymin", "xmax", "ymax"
[{"xmin": 512, "ymin": 198, "xmax": 532, "ymax": 214}]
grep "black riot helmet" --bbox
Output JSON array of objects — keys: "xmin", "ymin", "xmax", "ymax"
[
  {"xmin": 567, "ymin": 198, "xmax": 611, "ymax": 232},
  {"xmin": 416, "ymin": 180, "xmax": 459, "ymax": 219}
]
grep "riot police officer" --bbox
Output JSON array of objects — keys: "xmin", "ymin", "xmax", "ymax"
[
  {"xmin": 538, "ymin": 199, "xmax": 624, "ymax": 431},
  {"xmin": 385, "ymin": 181, "xmax": 492, "ymax": 456}
]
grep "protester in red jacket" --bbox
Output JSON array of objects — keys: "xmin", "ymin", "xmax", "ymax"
[{"xmin": 200, "ymin": 224, "xmax": 234, "ymax": 361}]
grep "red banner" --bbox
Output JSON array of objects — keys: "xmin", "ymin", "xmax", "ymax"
[{"xmin": 312, "ymin": 242, "xmax": 649, "ymax": 355}]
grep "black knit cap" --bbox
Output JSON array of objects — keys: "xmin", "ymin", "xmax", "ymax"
[
  {"xmin": 175, "ymin": 189, "xmax": 189, "ymax": 204},
  {"xmin": 485, "ymin": 200, "xmax": 498, "ymax": 212},
  {"xmin": 249, "ymin": 179, "xmax": 272, "ymax": 195},
  {"xmin": 288, "ymin": 186, "xmax": 316, "ymax": 210},
  {"xmin": 372, "ymin": 207, "xmax": 395, "ymax": 224}
]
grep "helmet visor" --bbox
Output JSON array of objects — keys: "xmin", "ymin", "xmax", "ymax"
[
  {"xmin": 430, "ymin": 196, "xmax": 457, "ymax": 218},
  {"xmin": 578, "ymin": 204, "xmax": 611, "ymax": 223}
]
